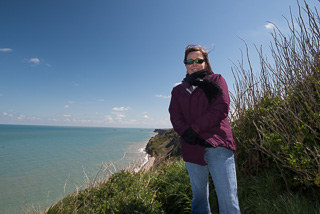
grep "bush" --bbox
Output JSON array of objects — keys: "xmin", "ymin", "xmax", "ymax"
[{"xmin": 231, "ymin": 1, "xmax": 320, "ymax": 188}]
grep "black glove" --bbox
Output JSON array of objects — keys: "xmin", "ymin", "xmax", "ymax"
[
  {"xmin": 181, "ymin": 127, "xmax": 198, "ymax": 145},
  {"xmin": 197, "ymin": 138, "xmax": 213, "ymax": 147},
  {"xmin": 194, "ymin": 79, "xmax": 222, "ymax": 102}
]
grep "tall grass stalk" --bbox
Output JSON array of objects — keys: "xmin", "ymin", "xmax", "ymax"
[{"xmin": 230, "ymin": 0, "xmax": 320, "ymax": 187}]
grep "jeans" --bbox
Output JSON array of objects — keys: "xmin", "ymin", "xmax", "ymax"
[{"xmin": 185, "ymin": 147, "xmax": 240, "ymax": 214}]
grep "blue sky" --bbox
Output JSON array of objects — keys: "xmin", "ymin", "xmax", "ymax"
[{"xmin": 0, "ymin": 0, "xmax": 318, "ymax": 128}]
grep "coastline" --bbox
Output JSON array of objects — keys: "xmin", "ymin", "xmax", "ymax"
[
  {"xmin": 134, "ymin": 128, "xmax": 180, "ymax": 172},
  {"xmin": 0, "ymin": 125, "xmax": 157, "ymax": 214},
  {"xmin": 134, "ymin": 154, "xmax": 155, "ymax": 172},
  {"xmin": 133, "ymin": 137, "xmax": 157, "ymax": 172},
  {"xmin": 139, "ymin": 156, "xmax": 156, "ymax": 171},
  {"xmin": 133, "ymin": 129, "xmax": 164, "ymax": 172}
]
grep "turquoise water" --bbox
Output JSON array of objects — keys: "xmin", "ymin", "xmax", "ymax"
[{"xmin": 0, "ymin": 124, "xmax": 155, "ymax": 214}]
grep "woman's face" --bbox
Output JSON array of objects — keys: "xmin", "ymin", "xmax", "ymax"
[{"xmin": 185, "ymin": 51, "xmax": 206, "ymax": 75}]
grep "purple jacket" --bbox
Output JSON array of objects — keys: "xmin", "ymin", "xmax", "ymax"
[{"xmin": 169, "ymin": 73, "xmax": 236, "ymax": 165}]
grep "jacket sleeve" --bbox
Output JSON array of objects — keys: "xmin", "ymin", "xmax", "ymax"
[
  {"xmin": 168, "ymin": 88, "xmax": 189, "ymax": 136},
  {"xmin": 191, "ymin": 75, "xmax": 230, "ymax": 134}
]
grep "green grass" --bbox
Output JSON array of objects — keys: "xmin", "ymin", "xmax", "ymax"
[
  {"xmin": 237, "ymin": 168, "xmax": 320, "ymax": 214},
  {"xmin": 46, "ymin": 159, "xmax": 191, "ymax": 214},
  {"xmin": 45, "ymin": 158, "xmax": 320, "ymax": 214}
]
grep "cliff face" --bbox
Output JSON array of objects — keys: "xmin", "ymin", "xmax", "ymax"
[{"xmin": 145, "ymin": 129, "xmax": 181, "ymax": 167}]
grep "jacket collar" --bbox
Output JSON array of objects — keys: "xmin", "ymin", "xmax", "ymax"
[{"xmin": 181, "ymin": 81, "xmax": 191, "ymax": 88}]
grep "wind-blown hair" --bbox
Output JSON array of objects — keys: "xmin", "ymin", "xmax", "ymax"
[{"xmin": 183, "ymin": 44, "xmax": 213, "ymax": 74}]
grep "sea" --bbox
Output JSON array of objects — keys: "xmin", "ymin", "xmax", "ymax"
[{"xmin": 0, "ymin": 124, "xmax": 156, "ymax": 214}]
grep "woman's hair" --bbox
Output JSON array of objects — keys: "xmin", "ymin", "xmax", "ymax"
[{"xmin": 183, "ymin": 44, "xmax": 213, "ymax": 74}]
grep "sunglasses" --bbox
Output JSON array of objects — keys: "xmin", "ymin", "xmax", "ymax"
[{"xmin": 185, "ymin": 58, "xmax": 205, "ymax": 65}]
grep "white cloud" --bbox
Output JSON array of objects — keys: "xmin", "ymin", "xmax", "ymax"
[
  {"xmin": 112, "ymin": 107, "xmax": 131, "ymax": 111},
  {"xmin": 48, "ymin": 118, "xmax": 59, "ymax": 122},
  {"xmin": 112, "ymin": 111, "xmax": 126, "ymax": 120},
  {"xmin": 104, "ymin": 115, "xmax": 114, "ymax": 123},
  {"xmin": 98, "ymin": 99, "xmax": 105, "ymax": 102},
  {"xmin": 143, "ymin": 114, "xmax": 149, "ymax": 119},
  {"xmin": 265, "ymin": 23, "xmax": 275, "ymax": 29},
  {"xmin": 63, "ymin": 115, "xmax": 72, "ymax": 122},
  {"xmin": 114, "ymin": 112, "xmax": 126, "ymax": 118},
  {"xmin": 63, "ymin": 101, "xmax": 74, "ymax": 109},
  {"xmin": 0, "ymin": 48, "xmax": 13, "ymax": 52},
  {"xmin": 17, "ymin": 115, "xmax": 26, "ymax": 120},
  {"xmin": 3, "ymin": 112, "xmax": 13, "ymax": 117},
  {"xmin": 30, "ymin": 117, "xmax": 40, "ymax": 121},
  {"xmin": 28, "ymin": 58, "xmax": 40, "ymax": 64},
  {"xmin": 155, "ymin": 94, "xmax": 171, "ymax": 99}
]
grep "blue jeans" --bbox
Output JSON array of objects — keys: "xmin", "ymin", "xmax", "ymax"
[{"xmin": 185, "ymin": 147, "xmax": 240, "ymax": 214}]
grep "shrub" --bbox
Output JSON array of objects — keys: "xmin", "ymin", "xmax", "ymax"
[{"xmin": 231, "ymin": 1, "xmax": 320, "ymax": 188}]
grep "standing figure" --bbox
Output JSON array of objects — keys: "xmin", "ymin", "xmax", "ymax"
[{"xmin": 169, "ymin": 44, "xmax": 241, "ymax": 214}]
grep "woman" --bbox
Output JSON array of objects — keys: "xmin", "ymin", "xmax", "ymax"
[{"xmin": 169, "ymin": 44, "xmax": 240, "ymax": 214}]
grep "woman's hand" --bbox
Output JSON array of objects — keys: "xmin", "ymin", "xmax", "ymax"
[{"xmin": 181, "ymin": 127, "xmax": 199, "ymax": 145}]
